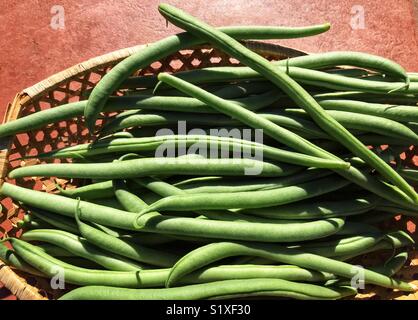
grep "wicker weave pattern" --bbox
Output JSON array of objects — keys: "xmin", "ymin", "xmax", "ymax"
[{"xmin": 0, "ymin": 43, "xmax": 417, "ymax": 300}]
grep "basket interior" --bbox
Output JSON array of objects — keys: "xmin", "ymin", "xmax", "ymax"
[{"xmin": 1, "ymin": 45, "xmax": 418, "ymax": 300}]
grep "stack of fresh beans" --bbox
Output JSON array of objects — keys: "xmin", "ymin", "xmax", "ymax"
[{"xmin": 1, "ymin": 4, "xmax": 418, "ymax": 300}]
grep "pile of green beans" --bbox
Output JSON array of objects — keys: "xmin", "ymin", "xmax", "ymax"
[{"xmin": 1, "ymin": 3, "xmax": 417, "ymax": 301}]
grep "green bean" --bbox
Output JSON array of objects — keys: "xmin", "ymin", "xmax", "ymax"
[
  {"xmin": 172, "ymin": 168, "xmax": 333, "ymax": 193},
  {"xmin": 241, "ymin": 196, "xmax": 379, "ymax": 220},
  {"xmin": 336, "ymin": 231, "xmax": 414, "ymax": 261},
  {"xmin": 36, "ymin": 135, "xmax": 349, "ymax": 170},
  {"xmin": 165, "ymin": 241, "xmax": 415, "ymax": 291},
  {"xmin": 237, "ymin": 230, "xmax": 406, "ymax": 265},
  {"xmin": 16, "ymin": 214, "xmax": 53, "ymax": 230},
  {"xmin": 399, "ymin": 168, "xmax": 418, "ymax": 182},
  {"xmin": 115, "ymin": 179, "xmax": 192, "ymax": 219},
  {"xmin": 0, "ymin": 182, "xmax": 139, "ymax": 230},
  {"xmin": 313, "ymin": 91, "xmax": 418, "ymax": 106},
  {"xmin": 0, "ymin": 90, "xmax": 278, "ymax": 139},
  {"xmin": 371, "ymin": 252, "xmax": 408, "ymax": 277},
  {"xmin": 137, "ymin": 89, "xmax": 284, "ymax": 114},
  {"xmin": 318, "ymin": 99, "xmax": 418, "ymax": 123},
  {"xmin": 9, "ymin": 157, "xmax": 304, "ymax": 180},
  {"xmin": 292, "ymin": 231, "xmax": 411, "ymax": 258},
  {"xmin": 0, "ymin": 96, "xmax": 141, "ymax": 138},
  {"xmin": 26, "ymin": 206, "xmax": 81, "ymax": 234},
  {"xmin": 20, "ymin": 229, "xmax": 144, "ymax": 271},
  {"xmin": 0, "ymin": 242, "xmax": 44, "ymax": 277},
  {"xmin": 31, "ymin": 203, "xmax": 174, "ymax": 246},
  {"xmin": 8, "ymin": 238, "xmax": 340, "ymax": 288},
  {"xmin": 357, "ymin": 134, "xmax": 412, "ymax": 146},
  {"xmin": 133, "ymin": 210, "xmax": 344, "ymax": 242},
  {"xmin": 100, "ymin": 110, "xmax": 328, "ymax": 139},
  {"xmin": 90, "ymin": 197, "xmax": 128, "ymax": 211},
  {"xmin": 328, "ymin": 250, "xmax": 410, "ymax": 288},
  {"xmin": 84, "ymin": 23, "xmax": 331, "ymax": 131},
  {"xmin": 157, "ymin": 4, "xmax": 417, "ymax": 203},
  {"xmin": 134, "ymin": 176, "xmax": 274, "ymax": 222},
  {"xmin": 35, "ymin": 244, "xmax": 75, "ymax": 257},
  {"xmin": 74, "ymin": 201, "xmax": 179, "ymax": 267},
  {"xmin": 140, "ymin": 174, "xmax": 351, "ymax": 212},
  {"xmin": 59, "ymin": 280, "xmax": 356, "ymax": 300},
  {"xmin": 153, "ymin": 64, "xmax": 416, "ymax": 94},
  {"xmin": 112, "ymin": 179, "xmax": 147, "ymax": 213},
  {"xmin": 55, "ymin": 181, "xmax": 116, "ymax": 200},
  {"xmin": 281, "ymin": 109, "xmax": 418, "ymax": 144}
]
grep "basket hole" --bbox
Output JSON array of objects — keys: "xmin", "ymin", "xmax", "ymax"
[
  {"xmin": 35, "ymin": 131, "xmax": 45, "ymax": 142},
  {"xmin": 39, "ymin": 101, "xmax": 52, "ymax": 111},
  {"xmin": 229, "ymin": 57, "xmax": 240, "ymax": 64},
  {"xmin": 169, "ymin": 59, "xmax": 184, "ymax": 70},
  {"xmin": 69, "ymin": 81, "xmax": 82, "ymax": 93},
  {"xmin": 407, "ymin": 221, "xmax": 416, "ymax": 233},
  {"xmin": 49, "ymin": 130, "xmax": 59, "ymax": 140},
  {"xmin": 53, "ymin": 90, "xmax": 67, "ymax": 103},
  {"xmin": 150, "ymin": 61, "xmax": 162, "ymax": 70},
  {"xmin": 191, "ymin": 58, "xmax": 201, "ymax": 67},
  {"xmin": 210, "ymin": 57, "xmax": 222, "ymax": 64},
  {"xmin": 15, "ymin": 133, "xmax": 29, "ymax": 148},
  {"xmin": 88, "ymin": 72, "xmax": 103, "ymax": 84},
  {"xmin": 69, "ymin": 123, "xmax": 78, "ymax": 134}
]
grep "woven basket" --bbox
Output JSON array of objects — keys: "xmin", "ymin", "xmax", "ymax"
[{"xmin": 0, "ymin": 41, "xmax": 417, "ymax": 300}]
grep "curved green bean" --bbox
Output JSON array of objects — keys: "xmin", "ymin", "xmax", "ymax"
[
  {"xmin": 172, "ymin": 168, "xmax": 333, "ymax": 193},
  {"xmin": 8, "ymin": 238, "xmax": 338, "ymax": 288},
  {"xmin": 140, "ymin": 174, "xmax": 351, "ymax": 212},
  {"xmin": 59, "ymin": 279, "xmax": 355, "ymax": 300},
  {"xmin": 0, "ymin": 182, "xmax": 139, "ymax": 230},
  {"xmin": 241, "ymin": 196, "xmax": 379, "ymax": 219},
  {"xmin": 75, "ymin": 202, "xmax": 179, "ymax": 267},
  {"xmin": 281, "ymin": 109, "xmax": 418, "ymax": 144},
  {"xmin": 165, "ymin": 240, "xmax": 415, "ymax": 291},
  {"xmin": 318, "ymin": 99, "xmax": 418, "ymax": 123},
  {"xmin": 20, "ymin": 229, "xmax": 144, "ymax": 271},
  {"xmin": 133, "ymin": 211, "xmax": 345, "ymax": 242},
  {"xmin": 126, "ymin": 51, "xmax": 409, "ymax": 89}
]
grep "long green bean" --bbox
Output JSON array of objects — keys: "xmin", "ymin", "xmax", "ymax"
[
  {"xmin": 9, "ymin": 157, "xmax": 304, "ymax": 180},
  {"xmin": 20, "ymin": 229, "xmax": 144, "ymax": 271},
  {"xmin": 140, "ymin": 175, "xmax": 351, "ymax": 212},
  {"xmin": 59, "ymin": 280, "xmax": 356, "ymax": 300},
  {"xmin": 35, "ymin": 135, "xmax": 349, "ymax": 169},
  {"xmin": 165, "ymin": 240, "xmax": 415, "ymax": 291}
]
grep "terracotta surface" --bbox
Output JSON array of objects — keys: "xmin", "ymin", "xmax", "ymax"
[{"xmin": 0, "ymin": 0, "xmax": 418, "ymax": 120}]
